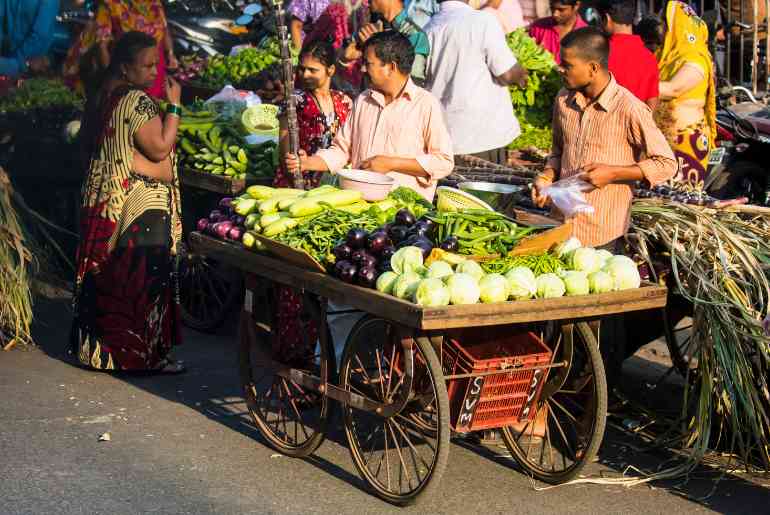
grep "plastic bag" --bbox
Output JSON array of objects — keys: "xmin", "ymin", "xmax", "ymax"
[
  {"xmin": 204, "ymin": 85, "xmax": 261, "ymax": 118},
  {"xmin": 541, "ymin": 175, "xmax": 595, "ymax": 218}
]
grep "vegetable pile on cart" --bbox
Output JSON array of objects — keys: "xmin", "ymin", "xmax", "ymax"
[{"xmin": 188, "ymin": 178, "xmax": 667, "ymax": 504}]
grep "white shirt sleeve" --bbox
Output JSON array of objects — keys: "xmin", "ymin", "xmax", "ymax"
[{"xmin": 483, "ymin": 15, "xmax": 517, "ymax": 77}]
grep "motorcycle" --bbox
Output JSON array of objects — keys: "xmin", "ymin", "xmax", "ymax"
[
  {"xmin": 168, "ymin": 2, "xmax": 270, "ymax": 57},
  {"xmin": 708, "ymin": 85, "xmax": 770, "ymax": 205}
]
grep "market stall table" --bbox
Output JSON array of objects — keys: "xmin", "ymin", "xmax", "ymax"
[{"xmin": 189, "ymin": 231, "xmax": 668, "ymax": 505}]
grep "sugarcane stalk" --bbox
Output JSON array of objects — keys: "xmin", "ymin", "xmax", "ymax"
[{"xmin": 270, "ymin": 0, "xmax": 305, "ymax": 190}]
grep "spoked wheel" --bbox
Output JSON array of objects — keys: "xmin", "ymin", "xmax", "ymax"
[
  {"xmin": 501, "ymin": 322, "xmax": 608, "ymax": 484},
  {"xmin": 178, "ymin": 241, "xmax": 242, "ymax": 332},
  {"xmin": 340, "ymin": 317, "xmax": 450, "ymax": 505},
  {"xmin": 662, "ymin": 294, "xmax": 697, "ymax": 376},
  {"xmin": 239, "ymin": 289, "xmax": 336, "ymax": 457}
]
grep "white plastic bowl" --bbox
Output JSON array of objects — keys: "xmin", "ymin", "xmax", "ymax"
[{"xmin": 337, "ymin": 169, "xmax": 395, "ymax": 201}]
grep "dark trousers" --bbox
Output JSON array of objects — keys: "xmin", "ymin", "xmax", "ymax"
[{"xmin": 596, "ymin": 239, "xmax": 626, "ymax": 393}]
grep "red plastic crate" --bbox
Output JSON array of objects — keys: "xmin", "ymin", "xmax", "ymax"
[{"xmin": 441, "ymin": 327, "xmax": 552, "ymax": 433}]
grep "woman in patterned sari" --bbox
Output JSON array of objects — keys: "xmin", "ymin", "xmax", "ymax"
[
  {"xmin": 655, "ymin": 1, "xmax": 717, "ymax": 184},
  {"xmin": 63, "ymin": 0, "xmax": 177, "ymax": 98},
  {"xmin": 273, "ymin": 40, "xmax": 352, "ymax": 364},
  {"xmin": 72, "ymin": 32, "xmax": 185, "ymax": 374}
]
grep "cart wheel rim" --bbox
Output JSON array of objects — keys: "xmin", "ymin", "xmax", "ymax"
[
  {"xmin": 239, "ymin": 294, "xmax": 334, "ymax": 457},
  {"xmin": 341, "ymin": 318, "xmax": 450, "ymax": 504},
  {"xmin": 501, "ymin": 322, "xmax": 608, "ymax": 483},
  {"xmin": 178, "ymin": 241, "xmax": 241, "ymax": 331}
]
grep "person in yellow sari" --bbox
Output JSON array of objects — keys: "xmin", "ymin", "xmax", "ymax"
[{"xmin": 655, "ymin": 1, "xmax": 716, "ymax": 184}]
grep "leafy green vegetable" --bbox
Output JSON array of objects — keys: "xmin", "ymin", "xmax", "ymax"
[
  {"xmin": 535, "ymin": 273, "xmax": 566, "ymax": 298},
  {"xmin": 0, "ymin": 78, "xmax": 83, "ymax": 113},
  {"xmin": 561, "ymin": 270, "xmax": 590, "ymax": 296},
  {"xmin": 387, "ymin": 187, "xmax": 432, "ymax": 219},
  {"xmin": 505, "ymin": 266, "xmax": 537, "ymax": 300},
  {"xmin": 391, "ymin": 246, "xmax": 424, "ymax": 275}
]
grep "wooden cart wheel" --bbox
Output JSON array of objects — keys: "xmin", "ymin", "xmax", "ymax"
[
  {"xmin": 340, "ymin": 317, "xmax": 450, "ymax": 505},
  {"xmin": 239, "ymin": 291, "xmax": 335, "ymax": 457},
  {"xmin": 178, "ymin": 240, "xmax": 242, "ymax": 332},
  {"xmin": 501, "ymin": 322, "xmax": 608, "ymax": 484}
]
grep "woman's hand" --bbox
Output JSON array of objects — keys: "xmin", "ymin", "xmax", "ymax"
[
  {"xmin": 285, "ymin": 150, "xmax": 308, "ymax": 173},
  {"xmin": 166, "ymin": 77, "xmax": 182, "ymax": 105},
  {"xmin": 167, "ymin": 52, "xmax": 179, "ymax": 71}
]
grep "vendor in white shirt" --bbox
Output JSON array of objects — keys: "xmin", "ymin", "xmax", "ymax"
[{"xmin": 424, "ymin": 0, "xmax": 528, "ymax": 165}]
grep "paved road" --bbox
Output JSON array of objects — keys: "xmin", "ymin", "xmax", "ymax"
[{"xmin": 1, "ymin": 293, "xmax": 767, "ymax": 515}]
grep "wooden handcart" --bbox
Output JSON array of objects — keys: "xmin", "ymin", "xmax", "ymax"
[
  {"xmin": 190, "ymin": 232, "xmax": 668, "ymax": 505},
  {"xmin": 177, "ymin": 167, "xmax": 271, "ymax": 331}
]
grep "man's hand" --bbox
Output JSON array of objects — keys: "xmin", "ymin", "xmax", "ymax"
[
  {"xmin": 360, "ymin": 155, "xmax": 393, "ymax": 173},
  {"xmin": 581, "ymin": 164, "xmax": 619, "ymax": 189},
  {"xmin": 531, "ymin": 174, "xmax": 553, "ymax": 208},
  {"xmin": 285, "ymin": 150, "xmax": 309, "ymax": 173},
  {"xmin": 358, "ymin": 21, "xmax": 384, "ymax": 45},
  {"xmin": 26, "ymin": 56, "xmax": 50, "ymax": 74}
]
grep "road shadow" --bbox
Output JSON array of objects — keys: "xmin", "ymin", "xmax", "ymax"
[{"xmin": 27, "ymin": 293, "xmax": 769, "ymax": 510}]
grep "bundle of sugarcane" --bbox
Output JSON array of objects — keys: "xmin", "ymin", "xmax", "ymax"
[
  {"xmin": 0, "ymin": 168, "xmax": 34, "ymax": 350},
  {"xmin": 571, "ymin": 199, "xmax": 770, "ymax": 487}
]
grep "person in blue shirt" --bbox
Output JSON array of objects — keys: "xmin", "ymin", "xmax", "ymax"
[
  {"xmin": 404, "ymin": 0, "xmax": 439, "ymax": 28},
  {"xmin": 0, "ymin": 0, "xmax": 60, "ymax": 77}
]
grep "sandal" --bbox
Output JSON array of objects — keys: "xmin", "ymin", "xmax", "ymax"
[{"xmin": 152, "ymin": 359, "xmax": 187, "ymax": 375}]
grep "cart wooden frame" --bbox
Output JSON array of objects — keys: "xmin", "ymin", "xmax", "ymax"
[{"xmin": 190, "ymin": 232, "xmax": 668, "ymax": 505}]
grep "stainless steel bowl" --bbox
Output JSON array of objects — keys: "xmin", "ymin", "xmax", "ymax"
[{"xmin": 457, "ymin": 181, "xmax": 527, "ymax": 210}]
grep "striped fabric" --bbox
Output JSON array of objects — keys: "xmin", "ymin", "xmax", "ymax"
[{"xmin": 546, "ymin": 77, "xmax": 677, "ymax": 247}]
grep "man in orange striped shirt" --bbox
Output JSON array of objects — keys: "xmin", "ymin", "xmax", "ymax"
[{"xmin": 532, "ymin": 27, "xmax": 677, "ymax": 249}]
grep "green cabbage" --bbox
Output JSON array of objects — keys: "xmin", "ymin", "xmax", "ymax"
[
  {"xmin": 561, "ymin": 270, "xmax": 590, "ymax": 296},
  {"xmin": 390, "ymin": 247, "xmax": 424, "ymax": 275},
  {"xmin": 553, "ymin": 237, "xmax": 582, "ymax": 258},
  {"xmin": 604, "ymin": 260, "xmax": 641, "ymax": 290},
  {"xmin": 595, "ymin": 249, "xmax": 613, "ymax": 268},
  {"xmin": 588, "ymin": 270, "xmax": 613, "ymax": 294},
  {"xmin": 479, "ymin": 274, "xmax": 510, "ymax": 303},
  {"xmin": 376, "ymin": 271, "xmax": 399, "ymax": 295},
  {"xmin": 605, "ymin": 255, "xmax": 636, "ymax": 270},
  {"xmin": 393, "ymin": 272, "xmax": 422, "ymax": 299},
  {"xmin": 455, "ymin": 260, "xmax": 485, "ymax": 283},
  {"xmin": 567, "ymin": 247, "xmax": 601, "ymax": 273},
  {"xmin": 505, "ymin": 266, "xmax": 537, "ymax": 300},
  {"xmin": 445, "ymin": 273, "xmax": 481, "ymax": 305},
  {"xmin": 535, "ymin": 273, "xmax": 566, "ymax": 298},
  {"xmin": 426, "ymin": 260, "xmax": 454, "ymax": 280},
  {"xmin": 414, "ymin": 278, "xmax": 451, "ymax": 306}
]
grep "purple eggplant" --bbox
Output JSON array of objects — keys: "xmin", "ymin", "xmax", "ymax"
[
  {"xmin": 230, "ymin": 214, "xmax": 246, "ymax": 226},
  {"xmin": 388, "ymin": 224, "xmax": 409, "ymax": 244},
  {"xmin": 346, "ymin": 228, "xmax": 369, "ymax": 249},
  {"xmin": 227, "ymin": 226, "xmax": 245, "ymax": 241},
  {"xmin": 380, "ymin": 246, "xmax": 396, "ymax": 262},
  {"xmin": 377, "ymin": 259, "xmax": 393, "ymax": 273},
  {"xmin": 213, "ymin": 221, "xmax": 234, "ymax": 240},
  {"xmin": 394, "ymin": 209, "xmax": 416, "ymax": 227},
  {"xmin": 209, "ymin": 209, "xmax": 224, "ymax": 222},
  {"xmin": 332, "ymin": 243, "xmax": 352, "ymax": 262},
  {"xmin": 367, "ymin": 231, "xmax": 389, "ymax": 255},
  {"xmin": 418, "ymin": 217, "xmax": 436, "ymax": 232},
  {"xmin": 408, "ymin": 224, "xmax": 430, "ymax": 239},
  {"xmin": 196, "ymin": 218, "xmax": 210, "ymax": 232},
  {"xmin": 357, "ymin": 265, "xmax": 378, "ymax": 289},
  {"xmin": 440, "ymin": 236, "xmax": 459, "ymax": 253},
  {"xmin": 335, "ymin": 260, "xmax": 358, "ymax": 283},
  {"xmin": 219, "ymin": 197, "xmax": 234, "ymax": 211}
]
